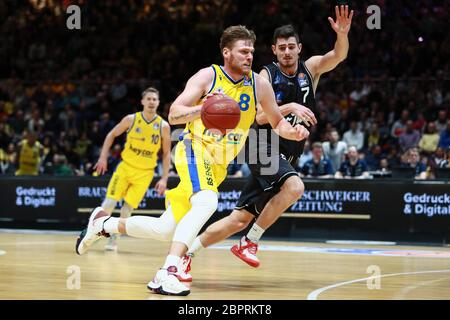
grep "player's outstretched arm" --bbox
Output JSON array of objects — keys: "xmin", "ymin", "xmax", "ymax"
[
  {"xmin": 256, "ymin": 74, "xmax": 309, "ymax": 142},
  {"xmin": 168, "ymin": 67, "xmax": 214, "ymax": 125},
  {"xmin": 154, "ymin": 121, "xmax": 171, "ymax": 195},
  {"xmin": 94, "ymin": 114, "xmax": 133, "ymax": 175},
  {"xmin": 306, "ymin": 5, "xmax": 353, "ymax": 78}
]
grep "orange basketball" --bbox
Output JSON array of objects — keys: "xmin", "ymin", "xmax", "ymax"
[{"xmin": 201, "ymin": 94, "xmax": 241, "ymax": 135}]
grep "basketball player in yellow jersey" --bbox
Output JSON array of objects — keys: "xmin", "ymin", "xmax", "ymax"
[
  {"xmin": 78, "ymin": 87, "xmax": 171, "ymax": 251},
  {"xmin": 76, "ymin": 26, "xmax": 309, "ymax": 296},
  {"xmin": 15, "ymin": 131, "xmax": 43, "ymax": 176}
]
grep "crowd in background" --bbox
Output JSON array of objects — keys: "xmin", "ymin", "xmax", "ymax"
[{"xmin": 0, "ymin": 0, "xmax": 449, "ymax": 179}]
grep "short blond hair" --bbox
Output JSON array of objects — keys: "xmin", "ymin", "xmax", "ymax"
[{"xmin": 220, "ymin": 25, "xmax": 256, "ymax": 51}]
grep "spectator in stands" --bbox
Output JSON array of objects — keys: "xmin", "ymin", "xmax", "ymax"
[
  {"xmin": 418, "ymin": 122, "xmax": 440, "ymax": 155},
  {"xmin": 438, "ymin": 119, "xmax": 450, "ymax": 149},
  {"xmin": 0, "ymin": 143, "xmax": 16, "ymax": 174},
  {"xmin": 8, "ymin": 109, "xmax": 26, "ymax": 138},
  {"xmin": 322, "ymin": 129, "xmax": 347, "ymax": 172},
  {"xmin": 366, "ymin": 123, "xmax": 380, "ymax": 150},
  {"xmin": 432, "ymin": 147, "xmax": 446, "ymax": 168},
  {"xmin": 300, "ymin": 142, "xmax": 334, "ymax": 178},
  {"xmin": 390, "ymin": 110, "xmax": 409, "ymax": 139},
  {"xmin": 365, "ymin": 145, "xmax": 383, "ymax": 171},
  {"xmin": 0, "ymin": 122, "xmax": 11, "ymax": 150},
  {"xmin": 335, "ymin": 145, "xmax": 370, "ymax": 179},
  {"xmin": 298, "ymin": 140, "xmax": 312, "ymax": 169},
  {"xmin": 435, "ymin": 110, "xmax": 448, "ymax": 133},
  {"xmin": 52, "ymin": 154, "xmax": 73, "ymax": 176},
  {"xmin": 73, "ymin": 132, "xmax": 92, "ymax": 162},
  {"xmin": 401, "ymin": 148, "xmax": 427, "ymax": 180},
  {"xmin": 438, "ymin": 148, "xmax": 450, "ymax": 169},
  {"xmin": 398, "ymin": 120, "xmax": 421, "ymax": 153},
  {"xmin": 379, "ymin": 158, "xmax": 390, "ymax": 173},
  {"xmin": 343, "ymin": 120, "xmax": 364, "ymax": 151}
]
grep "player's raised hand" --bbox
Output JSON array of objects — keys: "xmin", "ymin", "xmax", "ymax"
[
  {"xmin": 328, "ymin": 5, "xmax": 354, "ymax": 35},
  {"xmin": 154, "ymin": 178, "xmax": 167, "ymax": 196},
  {"xmin": 290, "ymin": 103, "xmax": 317, "ymax": 127},
  {"xmin": 94, "ymin": 157, "xmax": 108, "ymax": 175}
]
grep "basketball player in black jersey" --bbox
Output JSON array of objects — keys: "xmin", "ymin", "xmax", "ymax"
[{"xmin": 175, "ymin": 5, "xmax": 353, "ymax": 278}]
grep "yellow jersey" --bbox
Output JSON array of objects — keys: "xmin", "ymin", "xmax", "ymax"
[
  {"xmin": 184, "ymin": 64, "xmax": 257, "ymax": 165},
  {"xmin": 16, "ymin": 139, "xmax": 42, "ymax": 175},
  {"xmin": 121, "ymin": 112, "xmax": 163, "ymax": 170}
]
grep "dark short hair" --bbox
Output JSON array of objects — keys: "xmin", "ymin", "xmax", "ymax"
[
  {"xmin": 272, "ymin": 24, "xmax": 299, "ymax": 45},
  {"xmin": 141, "ymin": 87, "xmax": 159, "ymax": 98},
  {"xmin": 220, "ymin": 25, "xmax": 256, "ymax": 51}
]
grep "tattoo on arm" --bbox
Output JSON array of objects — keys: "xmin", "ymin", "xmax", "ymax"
[{"xmin": 169, "ymin": 109, "xmax": 201, "ymax": 122}]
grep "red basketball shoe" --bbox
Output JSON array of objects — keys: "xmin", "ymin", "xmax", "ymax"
[
  {"xmin": 176, "ymin": 254, "xmax": 193, "ymax": 282},
  {"xmin": 230, "ymin": 236, "xmax": 260, "ymax": 268}
]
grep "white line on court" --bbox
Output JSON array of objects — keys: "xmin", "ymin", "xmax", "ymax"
[
  {"xmin": 0, "ymin": 250, "xmax": 6, "ymax": 256},
  {"xmin": 307, "ymin": 269, "xmax": 450, "ymax": 300}
]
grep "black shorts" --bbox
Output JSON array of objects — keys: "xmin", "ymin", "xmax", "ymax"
[{"xmin": 234, "ymin": 156, "xmax": 299, "ymax": 217}]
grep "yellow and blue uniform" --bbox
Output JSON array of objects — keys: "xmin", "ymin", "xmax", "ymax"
[
  {"xmin": 106, "ymin": 112, "xmax": 163, "ymax": 208},
  {"xmin": 166, "ymin": 64, "xmax": 257, "ymax": 222},
  {"xmin": 16, "ymin": 139, "xmax": 42, "ymax": 176}
]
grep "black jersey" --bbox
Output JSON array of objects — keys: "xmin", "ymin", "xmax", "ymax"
[{"xmin": 259, "ymin": 61, "xmax": 317, "ymax": 163}]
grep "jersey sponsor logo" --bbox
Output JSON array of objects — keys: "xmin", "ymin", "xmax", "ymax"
[
  {"xmin": 226, "ymin": 132, "xmax": 243, "ymax": 144},
  {"xmin": 298, "ymin": 72, "xmax": 309, "ymax": 87},
  {"xmin": 275, "ymin": 91, "xmax": 283, "ymax": 104},
  {"xmin": 204, "ymin": 159, "xmax": 214, "ymax": 186},
  {"xmin": 202, "ymin": 129, "xmax": 244, "ymax": 144},
  {"xmin": 153, "ymin": 122, "xmax": 160, "ymax": 130},
  {"xmin": 129, "ymin": 136, "xmax": 145, "ymax": 142},
  {"xmin": 204, "ymin": 128, "xmax": 225, "ymax": 141},
  {"xmin": 135, "ymin": 127, "xmax": 142, "ymax": 134},
  {"xmin": 128, "ymin": 144, "xmax": 154, "ymax": 158}
]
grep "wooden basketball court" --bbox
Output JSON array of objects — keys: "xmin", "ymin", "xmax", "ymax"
[{"xmin": 1, "ymin": 231, "xmax": 450, "ymax": 300}]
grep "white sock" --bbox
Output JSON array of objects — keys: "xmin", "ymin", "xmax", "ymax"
[
  {"xmin": 172, "ymin": 190, "xmax": 218, "ymax": 248},
  {"xmin": 124, "ymin": 207, "xmax": 176, "ymax": 241},
  {"xmin": 103, "ymin": 217, "xmax": 120, "ymax": 234},
  {"xmin": 163, "ymin": 254, "xmax": 180, "ymax": 269},
  {"xmin": 246, "ymin": 223, "xmax": 265, "ymax": 243},
  {"xmin": 188, "ymin": 236, "xmax": 205, "ymax": 256}
]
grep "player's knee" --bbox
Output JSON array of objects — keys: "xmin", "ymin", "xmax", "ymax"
[
  {"xmin": 283, "ymin": 176, "xmax": 304, "ymax": 202},
  {"xmin": 156, "ymin": 219, "xmax": 175, "ymax": 241},
  {"xmin": 191, "ymin": 190, "xmax": 218, "ymax": 214},
  {"xmin": 229, "ymin": 211, "xmax": 252, "ymax": 231}
]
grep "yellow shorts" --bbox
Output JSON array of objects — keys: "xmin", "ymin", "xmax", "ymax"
[
  {"xmin": 165, "ymin": 138, "xmax": 227, "ymax": 222},
  {"xmin": 106, "ymin": 161, "xmax": 155, "ymax": 209}
]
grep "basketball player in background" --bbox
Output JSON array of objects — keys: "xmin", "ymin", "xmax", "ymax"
[
  {"xmin": 183, "ymin": 5, "xmax": 353, "ymax": 275},
  {"xmin": 15, "ymin": 131, "xmax": 43, "ymax": 176},
  {"xmin": 87, "ymin": 87, "xmax": 171, "ymax": 251},
  {"xmin": 76, "ymin": 25, "xmax": 312, "ymax": 296}
]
